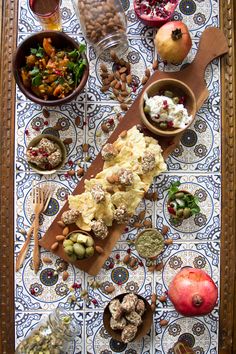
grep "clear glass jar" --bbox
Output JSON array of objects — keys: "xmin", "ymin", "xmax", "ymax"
[
  {"xmin": 72, "ymin": 0, "xmax": 128, "ymax": 59},
  {"xmin": 16, "ymin": 308, "xmax": 77, "ymax": 354}
]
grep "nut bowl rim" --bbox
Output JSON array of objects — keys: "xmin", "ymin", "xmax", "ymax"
[
  {"xmin": 12, "ymin": 31, "xmax": 89, "ymax": 106},
  {"xmin": 135, "ymin": 228, "xmax": 164, "ymax": 260},
  {"xmin": 103, "ymin": 292, "xmax": 153, "ymax": 342},
  {"xmin": 139, "ymin": 78, "xmax": 197, "ymax": 137},
  {"xmin": 27, "ymin": 133, "xmax": 67, "ymax": 175}
]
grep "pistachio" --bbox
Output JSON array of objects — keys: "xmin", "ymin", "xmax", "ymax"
[
  {"xmin": 176, "ymin": 208, "xmax": 184, "ymax": 218},
  {"xmin": 175, "ymin": 192, "xmax": 185, "ymax": 199},
  {"xmin": 183, "ymin": 207, "xmax": 191, "ymax": 219},
  {"xmin": 164, "ymin": 90, "xmax": 174, "ymax": 98}
]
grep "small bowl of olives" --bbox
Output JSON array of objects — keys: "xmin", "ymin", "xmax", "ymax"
[{"xmin": 63, "ymin": 230, "xmax": 95, "ymax": 262}]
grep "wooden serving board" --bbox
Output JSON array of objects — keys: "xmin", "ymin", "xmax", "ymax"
[{"xmin": 39, "ymin": 27, "xmax": 228, "ymax": 275}]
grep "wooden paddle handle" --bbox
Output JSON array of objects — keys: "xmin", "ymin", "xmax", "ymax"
[{"xmin": 191, "ymin": 27, "xmax": 228, "ymax": 73}]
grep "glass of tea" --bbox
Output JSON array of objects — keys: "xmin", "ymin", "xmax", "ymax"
[{"xmin": 29, "ymin": 0, "xmax": 62, "ymax": 31}]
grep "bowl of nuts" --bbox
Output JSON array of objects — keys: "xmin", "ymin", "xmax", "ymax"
[
  {"xmin": 103, "ymin": 293, "xmax": 153, "ymax": 343},
  {"xmin": 26, "ymin": 134, "xmax": 67, "ymax": 175},
  {"xmin": 139, "ymin": 78, "xmax": 197, "ymax": 137},
  {"xmin": 63, "ymin": 230, "xmax": 95, "ymax": 263}
]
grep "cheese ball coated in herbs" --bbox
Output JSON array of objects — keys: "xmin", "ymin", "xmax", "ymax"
[
  {"xmin": 113, "ymin": 204, "xmax": 130, "ymax": 224},
  {"xmin": 121, "ymin": 324, "xmax": 138, "ymax": 343},
  {"xmin": 125, "ymin": 311, "xmax": 142, "ymax": 326},
  {"xmin": 61, "ymin": 209, "xmax": 81, "ymax": 225},
  {"xmin": 109, "ymin": 299, "xmax": 123, "ymax": 320},
  {"xmin": 118, "ymin": 168, "xmax": 134, "ymax": 186},
  {"xmin": 142, "ymin": 151, "xmax": 156, "ymax": 173},
  {"xmin": 101, "ymin": 143, "xmax": 118, "ymax": 161},
  {"xmin": 110, "ymin": 316, "xmax": 127, "ymax": 330},
  {"xmin": 135, "ymin": 299, "xmax": 146, "ymax": 316},
  {"xmin": 121, "ymin": 293, "xmax": 138, "ymax": 313},
  {"xmin": 91, "ymin": 219, "xmax": 109, "ymax": 239},
  {"xmin": 47, "ymin": 148, "xmax": 62, "ymax": 168},
  {"xmin": 90, "ymin": 184, "xmax": 105, "ymax": 203}
]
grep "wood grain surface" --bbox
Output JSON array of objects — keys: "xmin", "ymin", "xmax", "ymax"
[
  {"xmin": 39, "ymin": 27, "xmax": 228, "ymax": 276},
  {"xmin": 0, "ymin": 1, "xmax": 235, "ymax": 353}
]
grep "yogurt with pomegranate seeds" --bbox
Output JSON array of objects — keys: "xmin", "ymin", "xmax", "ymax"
[{"xmin": 144, "ymin": 93, "xmax": 192, "ymax": 129}]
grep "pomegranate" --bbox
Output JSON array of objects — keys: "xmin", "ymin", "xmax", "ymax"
[
  {"xmin": 154, "ymin": 21, "xmax": 192, "ymax": 64},
  {"xmin": 134, "ymin": 0, "xmax": 178, "ymax": 27},
  {"xmin": 168, "ymin": 267, "xmax": 218, "ymax": 316}
]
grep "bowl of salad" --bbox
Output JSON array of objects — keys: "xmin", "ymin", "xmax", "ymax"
[{"xmin": 13, "ymin": 31, "xmax": 89, "ymax": 106}]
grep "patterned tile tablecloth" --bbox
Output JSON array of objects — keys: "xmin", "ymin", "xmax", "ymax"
[{"xmin": 15, "ymin": 0, "xmax": 221, "ymax": 353}]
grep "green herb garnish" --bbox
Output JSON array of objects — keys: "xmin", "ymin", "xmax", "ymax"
[{"xmin": 30, "ymin": 45, "xmax": 44, "ymax": 58}]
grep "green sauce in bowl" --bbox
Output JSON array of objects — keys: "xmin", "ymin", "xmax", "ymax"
[{"xmin": 135, "ymin": 228, "xmax": 164, "ymax": 259}]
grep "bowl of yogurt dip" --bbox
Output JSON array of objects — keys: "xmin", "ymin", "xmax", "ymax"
[{"xmin": 139, "ymin": 78, "xmax": 197, "ymax": 137}]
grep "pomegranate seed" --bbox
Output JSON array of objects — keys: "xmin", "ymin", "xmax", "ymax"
[
  {"xmin": 132, "ymin": 86, "xmax": 137, "ymax": 93},
  {"xmin": 25, "ymin": 129, "xmax": 29, "ymax": 136},
  {"xmin": 34, "ymin": 127, "xmax": 40, "ymax": 131},
  {"xmin": 72, "ymin": 282, "xmax": 81, "ymax": 289},
  {"xmin": 83, "ymin": 121, "xmax": 87, "ymax": 126},
  {"xmin": 167, "ymin": 121, "xmax": 174, "ymax": 128},
  {"xmin": 163, "ymin": 100, "xmax": 168, "ymax": 105},
  {"xmin": 124, "ymin": 227, "xmax": 129, "ymax": 232},
  {"xmin": 31, "ymin": 151, "xmax": 38, "ymax": 156},
  {"xmin": 92, "ymin": 299, "xmax": 98, "ymax": 305},
  {"xmin": 167, "ymin": 206, "xmax": 175, "ymax": 214},
  {"xmin": 109, "ymin": 263, "xmax": 114, "ymax": 269},
  {"xmin": 44, "ymin": 121, "xmax": 49, "ymax": 126},
  {"xmin": 65, "ymin": 194, "xmax": 68, "ymax": 200},
  {"xmin": 108, "ymin": 118, "xmax": 114, "ymax": 124},
  {"xmin": 118, "ymin": 281, "xmax": 122, "ymax": 286},
  {"xmin": 47, "ymin": 271, "xmax": 53, "ymax": 277},
  {"xmin": 127, "ymin": 248, "xmax": 131, "ymax": 254},
  {"xmin": 64, "ymin": 173, "xmax": 70, "ymax": 178},
  {"xmin": 68, "ymin": 160, "xmax": 74, "ymax": 166},
  {"xmin": 30, "ymin": 289, "xmax": 36, "ymax": 295},
  {"xmin": 139, "ymin": 261, "xmax": 144, "ymax": 267},
  {"xmin": 115, "ymin": 254, "xmax": 120, "ymax": 260}
]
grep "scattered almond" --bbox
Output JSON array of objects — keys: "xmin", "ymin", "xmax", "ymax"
[
  {"xmin": 115, "ymin": 71, "xmax": 121, "ymax": 80},
  {"xmin": 77, "ymin": 167, "xmax": 84, "ymax": 177},
  {"xmin": 141, "ymin": 76, "xmax": 148, "ymax": 85},
  {"xmin": 159, "ymin": 295, "xmax": 167, "ymax": 302},
  {"xmin": 101, "ymin": 85, "xmax": 110, "ymax": 93},
  {"xmin": 68, "ymin": 170, "xmax": 75, "ymax": 176},
  {"xmin": 155, "ymin": 261, "xmax": 164, "ymax": 271},
  {"xmin": 42, "ymin": 108, "xmax": 50, "ymax": 118},
  {"xmin": 126, "ymin": 74, "xmax": 132, "ymax": 85},
  {"xmin": 160, "ymin": 319, "xmax": 169, "ymax": 327},
  {"xmin": 75, "ymin": 116, "xmax": 81, "ymax": 126},
  {"xmin": 161, "ymin": 225, "xmax": 169, "ymax": 235},
  {"xmin": 117, "ymin": 94, "xmax": 125, "ymax": 103},
  {"xmin": 100, "ymin": 63, "xmax": 108, "ymax": 72},
  {"xmin": 134, "ymin": 221, "xmax": 142, "ymax": 228},
  {"xmin": 82, "ymin": 143, "xmax": 89, "ymax": 152},
  {"xmin": 112, "ymin": 88, "xmax": 119, "ymax": 96},
  {"xmin": 95, "ymin": 245, "xmax": 104, "ymax": 254},
  {"xmin": 112, "ymin": 174, "xmax": 119, "ymax": 183},
  {"xmin": 164, "ymin": 238, "xmax": 173, "ymax": 246},
  {"xmin": 121, "ymin": 82, "xmax": 127, "ymax": 91},
  {"xmin": 119, "ymin": 130, "xmax": 127, "ymax": 138},
  {"xmin": 115, "ymin": 81, "xmax": 121, "ymax": 90},
  {"xmin": 129, "ymin": 257, "xmax": 138, "ymax": 268},
  {"xmin": 145, "ymin": 68, "xmax": 151, "ymax": 78},
  {"xmin": 103, "ymin": 78, "xmax": 111, "ymax": 86},
  {"xmin": 107, "ymin": 73, "xmax": 114, "ymax": 82},
  {"xmin": 138, "ymin": 210, "xmax": 146, "ymax": 221},
  {"xmin": 63, "ymin": 138, "xmax": 72, "ymax": 145},
  {"xmin": 144, "ymin": 192, "xmax": 153, "ymax": 200},
  {"xmin": 120, "ymin": 103, "xmax": 128, "ymax": 111},
  {"xmin": 152, "ymin": 192, "xmax": 158, "ymax": 201},
  {"xmin": 53, "ymin": 124, "xmax": 61, "ymax": 131},
  {"xmin": 105, "ymin": 285, "xmax": 115, "ymax": 293},
  {"xmin": 51, "ymin": 242, "xmax": 59, "ymax": 251},
  {"xmin": 110, "ymin": 79, "xmax": 118, "ymax": 87},
  {"xmin": 143, "ymin": 219, "xmax": 152, "ymax": 228},
  {"xmin": 120, "ymin": 73, "xmax": 126, "ymax": 82},
  {"xmin": 119, "ymin": 66, "xmax": 127, "ymax": 74},
  {"xmin": 123, "ymin": 254, "xmax": 131, "ymax": 264},
  {"xmin": 42, "ymin": 257, "xmax": 52, "ymax": 264},
  {"xmin": 148, "ymin": 265, "xmax": 156, "ymax": 272},
  {"xmin": 101, "ymin": 123, "xmax": 109, "ymax": 133},
  {"xmin": 151, "ymin": 293, "xmax": 157, "ymax": 304},
  {"xmin": 62, "ymin": 227, "xmax": 69, "ymax": 236},
  {"xmin": 152, "ymin": 59, "xmax": 158, "ymax": 70},
  {"xmin": 151, "ymin": 303, "xmax": 156, "ymax": 312},
  {"xmin": 62, "ymin": 271, "xmax": 69, "ymax": 281},
  {"xmin": 57, "ymin": 220, "xmax": 65, "ymax": 227},
  {"xmin": 120, "ymin": 90, "xmax": 129, "ymax": 97},
  {"xmin": 56, "ymin": 235, "xmax": 65, "ymax": 242}
]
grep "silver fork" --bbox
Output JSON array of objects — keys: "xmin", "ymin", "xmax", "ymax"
[{"xmin": 16, "ymin": 185, "xmax": 53, "ymax": 272}]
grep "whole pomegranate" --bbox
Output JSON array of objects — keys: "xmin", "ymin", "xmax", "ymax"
[
  {"xmin": 154, "ymin": 21, "xmax": 192, "ymax": 64},
  {"xmin": 134, "ymin": 0, "xmax": 178, "ymax": 27},
  {"xmin": 168, "ymin": 267, "xmax": 218, "ymax": 316}
]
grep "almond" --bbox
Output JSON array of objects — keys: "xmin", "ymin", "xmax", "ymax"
[
  {"xmin": 129, "ymin": 257, "xmax": 138, "ymax": 268},
  {"xmin": 95, "ymin": 245, "xmax": 104, "ymax": 254},
  {"xmin": 143, "ymin": 219, "xmax": 152, "ymax": 228},
  {"xmin": 138, "ymin": 210, "xmax": 146, "ymax": 221},
  {"xmin": 151, "ymin": 293, "xmax": 157, "ymax": 304},
  {"xmin": 110, "ymin": 79, "xmax": 118, "ymax": 87},
  {"xmin": 160, "ymin": 319, "xmax": 169, "ymax": 327},
  {"xmin": 103, "ymin": 78, "xmax": 111, "ymax": 86},
  {"xmin": 164, "ymin": 238, "xmax": 173, "ymax": 246},
  {"xmin": 119, "ymin": 130, "xmax": 127, "ymax": 138},
  {"xmin": 134, "ymin": 221, "xmax": 142, "ymax": 228},
  {"xmin": 68, "ymin": 170, "xmax": 75, "ymax": 176},
  {"xmin": 144, "ymin": 192, "xmax": 153, "ymax": 200},
  {"xmin": 108, "ymin": 73, "xmax": 114, "ymax": 82},
  {"xmin": 145, "ymin": 68, "xmax": 151, "ymax": 78},
  {"xmin": 42, "ymin": 108, "xmax": 50, "ymax": 118},
  {"xmin": 117, "ymin": 95, "xmax": 125, "ymax": 103},
  {"xmin": 115, "ymin": 81, "xmax": 121, "ymax": 90},
  {"xmin": 120, "ymin": 73, "xmax": 126, "ymax": 82},
  {"xmin": 62, "ymin": 271, "xmax": 69, "ymax": 281},
  {"xmin": 100, "ymin": 85, "xmax": 110, "ymax": 93},
  {"xmin": 151, "ymin": 303, "xmax": 156, "ymax": 312},
  {"xmin": 105, "ymin": 285, "xmax": 115, "ymax": 293},
  {"xmin": 141, "ymin": 76, "xmax": 148, "ymax": 85},
  {"xmin": 123, "ymin": 254, "xmax": 131, "ymax": 264},
  {"xmin": 57, "ymin": 220, "xmax": 65, "ymax": 227},
  {"xmin": 155, "ymin": 261, "xmax": 164, "ymax": 271},
  {"xmin": 100, "ymin": 63, "xmax": 108, "ymax": 72},
  {"xmin": 77, "ymin": 167, "xmax": 84, "ymax": 177},
  {"xmin": 152, "ymin": 192, "xmax": 158, "ymax": 201},
  {"xmin": 126, "ymin": 74, "xmax": 132, "ymax": 85},
  {"xmin": 161, "ymin": 225, "xmax": 169, "ymax": 235},
  {"xmin": 119, "ymin": 66, "xmax": 127, "ymax": 74},
  {"xmin": 152, "ymin": 59, "xmax": 158, "ymax": 70},
  {"xmin": 121, "ymin": 82, "xmax": 127, "ymax": 91},
  {"xmin": 101, "ymin": 72, "xmax": 109, "ymax": 79},
  {"xmin": 106, "ymin": 186, "xmax": 114, "ymax": 194},
  {"xmin": 56, "ymin": 235, "xmax": 65, "ymax": 241},
  {"xmin": 51, "ymin": 242, "xmax": 59, "ymax": 251},
  {"xmin": 107, "ymin": 175, "xmax": 115, "ymax": 184},
  {"xmin": 158, "ymin": 295, "xmax": 167, "ymax": 302},
  {"xmin": 75, "ymin": 116, "xmax": 81, "ymax": 126},
  {"xmin": 82, "ymin": 143, "xmax": 89, "ymax": 152},
  {"xmin": 112, "ymin": 174, "xmax": 119, "ymax": 183},
  {"xmin": 53, "ymin": 124, "xmax": 61, "ymax": 131},
  {"xmin": 120, "ymin": 103, "xmax": 128, "ymax": 111},
  {"xmin": 120, "ymin": 90, "xmax": 129, "ymax": 97},
  {"xmin": 148, "ymin": 265, "xmax": 156, "ymax": 272},
  {"xmin": 101, "ymin": 123, "xmax": 109, "ymax": 133},
  {"xmin": 42, "ymin": 257, "xmax": 52, "ymax": 264},
  {"xmin": 63, "ymin": 138, "xmax": 73, "ymax": 145},
  {"xmin": 115, "ymin": 71, "xmax": 121, "ymax": 80},
  {"xmin": 62, "ymin": 227, "xmax": 69, "ymax": 236},
  {"xmin": 112, "ymin": 88, "xmax": 119, "ymax": 97}
]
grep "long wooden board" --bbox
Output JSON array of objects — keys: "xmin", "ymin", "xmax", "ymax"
[{"xmin": 39, "ymin": 27, "xmax": 228, "ymax": 275}]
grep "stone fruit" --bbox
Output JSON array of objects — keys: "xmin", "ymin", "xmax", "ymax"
[
  {"xmin": 134, "ymin": 0, "xmax": 178, "ymax": 27},
  {"xmin": 168, "ymin": 267, "xmax": 218, "ymax": 316},
  {"xmin": 154, "ymin": 21, "xmax": 192, "ymax": 64}
]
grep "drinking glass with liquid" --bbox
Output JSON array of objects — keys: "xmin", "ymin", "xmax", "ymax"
[{"xmin": 29, "ymin": 0, "xmax": 62, "ymax": 31}]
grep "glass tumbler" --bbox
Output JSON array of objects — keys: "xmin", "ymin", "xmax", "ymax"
[
  {"xmin": 72, "ymin": 0, "xmax": 128, "ymax": 58},
  {"xmin": 16, "ymin": 308, "xmax": 77, "ymax": 354},
  {"xmin": 29, "ymin": 0, "xmax": 62, "ymax": 31}
]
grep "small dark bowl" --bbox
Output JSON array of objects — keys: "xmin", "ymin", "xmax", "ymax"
[
  {"xmin": 103, "ymin": 293, "xmax": 153, "ymax": 342},
  {"xmin": 13, "ymin": 31, "xmax": 89, "ymax": 106}
]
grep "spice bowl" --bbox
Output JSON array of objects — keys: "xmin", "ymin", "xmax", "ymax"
[
  {"xmin": 135, "ymin": 228, "xmax": 164, "ymax": 260},
  {"xmin": 13, "ymin": 31, "xmax": 89, "ymax": 106},
  {"xmin": 63, "ymin": 230, "xmax": 95, "ymax": 263},
  {"xmin": 26, "ymin": 134, "xmax": 67, "ymax": 175},
  {"xmin": 139, "ymin": 78, "xmax": 197, "ymax": 137},
  {"xmin": 103, "ymin": 293, "xmax": 153, "ymax": 343}
]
